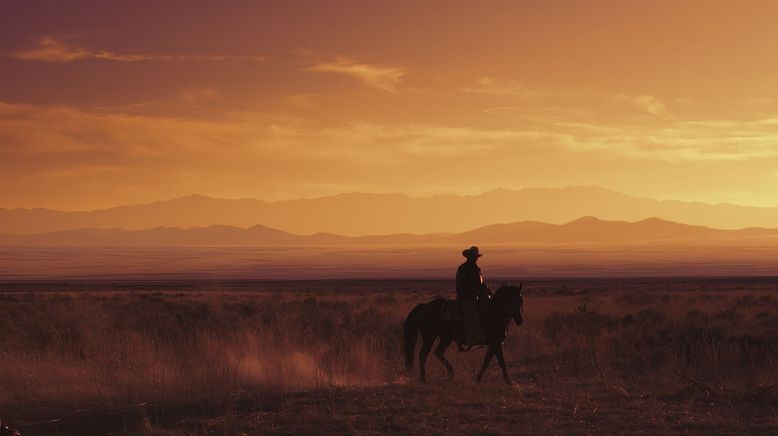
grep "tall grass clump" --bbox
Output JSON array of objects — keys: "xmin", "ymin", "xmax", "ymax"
[{"xmin": 0, "ymin": 293, "xmax": 402, "ymax": 411}]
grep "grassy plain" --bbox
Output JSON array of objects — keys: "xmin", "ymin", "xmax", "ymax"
[{"xmin": 1, "ymin": 278, "xmax": 778, "ymax": 434}]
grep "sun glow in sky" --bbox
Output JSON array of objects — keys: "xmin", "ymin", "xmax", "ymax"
[{"xmin": 3, "ymin": 0, "xmax": 778, "ymax": 210}]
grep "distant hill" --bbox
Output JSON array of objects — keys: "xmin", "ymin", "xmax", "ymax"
[
  {"xmin": 3, "ymin": 186, "xmax": 778, "ymax": 235},
  {"xmin": 453, "ymin": 216, "xmax": 778, "ymax": 243},
  {"xmin": 2, "ymin": 217, "xmax": 776, "ymax": 246}
]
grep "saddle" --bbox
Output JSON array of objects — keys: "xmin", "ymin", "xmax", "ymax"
[
  {"xmin": 442, "ymin": 299, "xmax": 489, "ymax": 351},
  {"xmin": 441, "ymin": 299, "xmax": 464, "ymax": 322}
]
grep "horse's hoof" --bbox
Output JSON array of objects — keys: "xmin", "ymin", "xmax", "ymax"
[{"xmin": 504, "ymin": 379, "xmax": 513, "ymax": 386}]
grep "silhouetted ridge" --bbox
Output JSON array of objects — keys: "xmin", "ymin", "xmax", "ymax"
[
  {"xmin": 2, "ymin": 216, "xmax": 777, "ymax": 246},
  {"xmin": 3, "ymin": 186, "xmax": 778, "ymax": 235}
]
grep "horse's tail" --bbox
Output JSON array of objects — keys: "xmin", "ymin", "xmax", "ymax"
[{"xmin": 403, "ymin": 305, "xmax": 422, "ymax": 370}]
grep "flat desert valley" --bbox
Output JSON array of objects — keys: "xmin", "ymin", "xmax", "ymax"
[{"xmin": 2, "ymin": 240, "xmax": 778, "ymax": 281}]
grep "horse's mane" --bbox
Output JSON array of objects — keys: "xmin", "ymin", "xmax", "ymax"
[
  {"xmin": 494, "ymin": 283, "xmax": 523, "ymax": 297},
  {"xmin": 492, "ymin": 284, "xmax": 524, "ymax": 314}
]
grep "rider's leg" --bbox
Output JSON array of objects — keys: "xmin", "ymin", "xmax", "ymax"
[{"xmin": 462, "ymin": 299, "xmax": 485, "ymax": 344}]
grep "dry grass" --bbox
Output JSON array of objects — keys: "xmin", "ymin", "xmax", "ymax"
[
  {"xmin": 0, "ymin": 292, "xmax": 403, "ymax": 409},
  {"xmin": 2, "ymin": 279, "xmax": 778, "ymax": 434}
]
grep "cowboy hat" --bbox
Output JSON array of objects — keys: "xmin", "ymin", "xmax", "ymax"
[{"xmin": 462, "ymin": 246, "xmax": 482, "ymax": 258}]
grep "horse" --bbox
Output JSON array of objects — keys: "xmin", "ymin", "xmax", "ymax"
[{"xmin": 403, "ymin": 284, "xmax": 524, "ymax": 385}]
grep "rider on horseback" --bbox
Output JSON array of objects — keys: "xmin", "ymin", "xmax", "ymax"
[{"xmin": 456, "ymin": 246, "xmax": 490, "ymax": 345}]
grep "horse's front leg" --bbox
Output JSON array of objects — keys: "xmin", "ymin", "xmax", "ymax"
[
  {"xmin": 475, "ymin": 348, "xmax": 494, "ymax": 382},
  {"xmin": 493, "ymin": 344, "xmax": 512, "ymax": 386}
]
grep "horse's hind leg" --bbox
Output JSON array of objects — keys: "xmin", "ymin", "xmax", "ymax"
[
  {"xmin": 418, "ymin": 335, "xmax": 434, "ymax": 383},
  {"xmin": 434, "ymin": 337, "xmax": 454, "ymax": 381}
]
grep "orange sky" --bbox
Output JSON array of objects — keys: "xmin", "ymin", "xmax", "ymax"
[{"xmin": 3, "ymin": 1, "xmax": 778, "ymax": 210}]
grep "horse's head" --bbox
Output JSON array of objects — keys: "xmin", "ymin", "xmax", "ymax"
[{"xmin": 494, "ymin": 283, "xmax": 524, "ymax": 326}]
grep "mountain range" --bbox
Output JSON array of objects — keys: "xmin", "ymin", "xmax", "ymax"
[
  {"xmin": 2, "ymin": 186, "xmax": 778, "ymax": 236},
  {"xmin": 2, "ymin": 216, "xmax": 776, "ymax": 247}
]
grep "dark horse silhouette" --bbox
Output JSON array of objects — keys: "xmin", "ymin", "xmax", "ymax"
[{"xmin": 403, "ymin": 284, "xmax": 524, "ymax": 385}]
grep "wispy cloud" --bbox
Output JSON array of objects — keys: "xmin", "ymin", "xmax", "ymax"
[
  {"xmin": 179, "ymin": 87, "xmax": 223, "ymax": 108},
  {"xmin": 4, "ymin": 101, "xmax": 778, "ymax": 170},
  {"xmin": 463, "ymin": 77, "xmax": 539, "ymax": 98},
  {"xmin": 10, "ymin": 36, "xmax": 267, "ymax": 63},
  {"xmin": 3, "ymin": 99, "xmax": 778, "ymax": 208},
  {"xmin": 744, "ymin": 97, "xmax": 773, "ymax": 105},
  {"xmin": 548, "ymin": 115, "xmax": 778, "ymax": 162},
  {"xmin": 614, "ymin": 94, "xmax": 668, "ymax": 117},
  {"xmin": 306, "ymin": 57, "xmax": 407, "ymax": 92}
]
